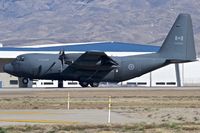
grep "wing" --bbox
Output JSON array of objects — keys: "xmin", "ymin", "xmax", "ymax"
[{"xmin": 63, "ymin": 51, "xmax": 118, "ymax": 82}]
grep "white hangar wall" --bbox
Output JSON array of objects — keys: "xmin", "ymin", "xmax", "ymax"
[
  {"xmin": 151, "ymin": 64, "xmax": 178, "ymax": 86},
  {"xmin": 125, "ymin": 59, "xmax": 200, "ymax": 87},
  {"xmin": 124, "ymin": 64, "xmax": 179, "ymax": 87},
  {"xmin": 183, "ymin": 61, "xmax": 200, "ymax": 86}
]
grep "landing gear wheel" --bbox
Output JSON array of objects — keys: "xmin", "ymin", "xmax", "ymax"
[
  {"xmin": 90, "ymin": 82, "xmax": 99, "ymax": 87},
  {"xmin": 58, "ymin": 80, "xmax": 63, "ymax": 88},
  {"xmin": 22, "ymin": 78, "xmax": 29, "ymax": 84},
  {"xmin": 79, "ymin": 82, "xmax": 89, "ymax": 87}
]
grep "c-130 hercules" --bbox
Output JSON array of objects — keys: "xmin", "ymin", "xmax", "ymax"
[{"xmin": 3, "ymin": 14, "xmax": 197, "ymax": 87}]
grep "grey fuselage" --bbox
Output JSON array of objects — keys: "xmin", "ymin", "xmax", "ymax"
[{"xmin": 4, "ymin": 52, "xmax": 168, "ymax": 83}]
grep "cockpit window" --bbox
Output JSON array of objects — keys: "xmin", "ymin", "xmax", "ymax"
[{"xmin": 16, "ymin": 56, "xmax": 24, "ymax": 62}]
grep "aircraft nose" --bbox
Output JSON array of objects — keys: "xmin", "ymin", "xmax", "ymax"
[{"xmin": 3, "ymin": 63, "xmax": 14, "ymax": 74}]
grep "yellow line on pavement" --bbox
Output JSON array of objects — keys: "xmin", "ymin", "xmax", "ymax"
[
  {"xmin": 0, "ymin": 111, "xmax": 50, "ymax": 115},
  {"xmin": 0, "ymin": 111, "xmax": 76, "ymax": 115},
  {"xmin": 0, "ymin": 119, "xmax": 79, "ymax": 124}
]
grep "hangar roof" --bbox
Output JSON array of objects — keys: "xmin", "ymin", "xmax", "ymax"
[{"xmin": 0, "ymin": 42, "xmax": 160, "ymax": 52}]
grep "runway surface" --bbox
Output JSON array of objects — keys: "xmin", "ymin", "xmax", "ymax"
[
  {"xmin": 0, "ymin": 109, "xmax": 133, "ymax": 126},
  {"xmin": 1, "ymin": 86, "xmax": 200, "ymax": 91},
  {"xmin": 0, "ymin": 87, "xmax": 199, "ymax": 126}
]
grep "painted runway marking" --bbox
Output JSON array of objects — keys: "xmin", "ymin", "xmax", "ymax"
[
  {"xmin": 0, "ymin": 111, "xmax": 49, "ymax": 115},
  {"xmin": 0, "ymin": 111, "xmax": 76, "ymax": 115},
  {"xmin": 0, "ymin": 119, "xmax": 79, "ymax": 124}
]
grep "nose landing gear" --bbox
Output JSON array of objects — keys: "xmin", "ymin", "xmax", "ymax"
[
  {"xmin": 22, "ymin": 78, "xmax": 29, "ymax": 84},
  {"xmin": 18, "ymin": 77, "xmax": 32, "ymax": 88}
]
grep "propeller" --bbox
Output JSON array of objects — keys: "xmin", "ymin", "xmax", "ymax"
[{"xmin": 59, "ymin": 50, "xmax": 65, "ymax": 72}]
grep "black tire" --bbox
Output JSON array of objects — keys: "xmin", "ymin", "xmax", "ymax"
[
  {"xmin": 22, "ymin": 78, "xmax": 29, "ymax": 84},
  {"xmin": 79, "ymin": 82, "xmax": 89, "ymax": 87},
  {"xmin": 58, "ymin": 80, "xmax": 63, "ymax": 88},
  {"xmin": 90, "ymin": 82, "xmax": 99, "ymax": 87}
]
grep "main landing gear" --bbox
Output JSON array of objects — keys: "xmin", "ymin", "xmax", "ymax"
[
  {"xmin": 58, "ymin": 80, "xmax": 64, "ymax": 88},
  {"xmin": 90, "ymin": 82, "xmax": 99, "ymax": 87},
  {"xmin": 79, "ymin": 81, "xmax": 99, "ymax": 87},
  {"xmin": 79, "ymin": 81, "xmax": 89, "ymax": 87},
  {"xmin": 57, "ymin": 80, "xmax": 99, "ymax": 88}
]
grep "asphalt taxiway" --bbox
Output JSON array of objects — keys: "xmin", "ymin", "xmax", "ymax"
[{"xmin": 0, "ymin": 109, "xmax": 134, "ymax": 125}]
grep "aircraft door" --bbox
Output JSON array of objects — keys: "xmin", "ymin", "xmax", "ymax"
[{"xmin": 32, "ymin": 65, "xmax": 42, "ymax": 77}]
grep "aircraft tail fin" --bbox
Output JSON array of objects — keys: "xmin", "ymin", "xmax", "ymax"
[{"xmin": 159, "ymin": 13, "xmax": 196, "ymax": 62}]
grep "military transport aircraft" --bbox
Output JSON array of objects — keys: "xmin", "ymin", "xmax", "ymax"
[{"xmin": 3, "ymin": 14, "xmax": 197, "ymax": 87}]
